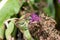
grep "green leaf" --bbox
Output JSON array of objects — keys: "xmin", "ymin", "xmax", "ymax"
[
  {"xmin": 0, "ymin": 0, "xmax": 20, "ymax": 39},
  {"xmin": 0, "ymin": 0, "xmax": 25, "ymax": 39},
  {"xmin": 43, "ymin": 7, "xmax": 55, "ymax": 19},
  {"xmin": 47, "ymin": 0, "xmax": 55, "ymax": 18},
  {"xmin": 43, "ymin": 7, "xmax": 51, "ymax": 16},
  {"xmin": 0, "ymin": 0, "xmax": 2, "ymax": 2},
  {"xmin": 5, "ymin": 20, "xmax": 15, "ymax": 40},
  {"xmin": 24, "ymin": 30, "xmax": 33, "ymax": 40},
  {"xmin": 0, "ymin": 0, "xmax": 25, "ymax": 27},
  {"xmin": 0, "ymin": 0, "xmax": 19, "ymax": 27}
]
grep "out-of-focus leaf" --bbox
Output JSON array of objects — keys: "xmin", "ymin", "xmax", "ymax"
[
  {"xmin": 47, "ymin": 0, "xmax": 53, "ymax": 4},
  {"xmin": 0, "ymin": 0, "xmax": 25, "ymax": 39},
  {"xmin": 30, "ymin": 0, "xmax": 34, "ymax": 4},
  {"xmin": 43, "ymin": 7, "xmax": 51, "ymax": 16},
  {"xmin": 0, "ymin": 0, "xmax": 2, "ymax": 2},
  {"xmin": 47, "ymin": 0, "xmax": 55, "ymax": 18},
  {"xmin": 43, "ymin": 7, "xmax": 55, "ymax": 18},
  {"xmin": 5, "ymin": 20, "xmax": 15, "ymax": 40},
  {"xmin": 35, "ymin": 0, "xmax": 41, "ymax": 3},
  {"xmin": 0, "ymin": 0, "xmax": 25, "ymax": 27},
  {"xmin": 0, "ymin": 0, "xmax": 19, "ymax": 27}
]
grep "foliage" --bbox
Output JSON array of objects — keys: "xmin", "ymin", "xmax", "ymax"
[
  {"xmin": 0, "ymin": 0, "xmax": 20, "ymax": 27},
  {"xmin": 5, "ymin": 20, "xmax": 15, "ymax": 40},
  {"xmin": 0, "ymin": 0, "xmax": 24, "ymax": 39},
  {"xmin": 0, "ymin": 0, "xmax": 59, "ymax": 40}
]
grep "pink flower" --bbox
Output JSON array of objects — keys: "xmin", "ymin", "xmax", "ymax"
[
  {"xmin": 30, "ymin": 13, "xmax": 40, "ymax": 22},
  {"xmin": 58, "ymin": 0, "xmax": 60, "ymax": 3}
]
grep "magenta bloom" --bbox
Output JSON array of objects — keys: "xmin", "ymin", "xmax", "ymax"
[
  {"xmin": 58, "ymin": 0, "xmax": 60, "ymax": 3},
  {"xmin": 30, "ymin": 13, "xmax": 40, "ymax": 22}
]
